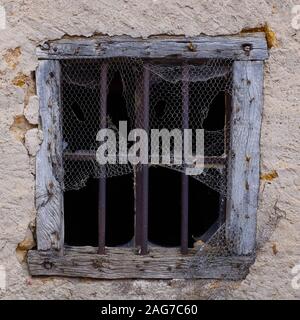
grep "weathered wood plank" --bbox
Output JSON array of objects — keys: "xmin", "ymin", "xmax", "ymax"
[
  {"xmin": 226, "ymin": 61, "xmax": 264, "ymax": 255},
  {"xmin": 36, "ymin": 60, "xmax": 64, "ymax": 252},
  {"xmin": 28, "ymin": 246, "xmax": 254, "ymax": 280},
  {"xmin": 37, "ymin": 33, "xmax": 268, "ymax": 60}
]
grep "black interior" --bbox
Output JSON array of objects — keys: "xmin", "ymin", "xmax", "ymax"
[
  {"xmin": 64, "ymin": 65, "xmax": 226, "ymax": 248},
  {"xmin": 148, "ymin": 167, "xmax": 220, "ymax": 247}
]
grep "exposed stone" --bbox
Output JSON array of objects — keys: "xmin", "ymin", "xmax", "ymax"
[
  {"xmin": 260, "ymin": 170, "xmax": 279, "ymax": 181},
  {"xmin": 9, "ymin": 115, "xmax": 35, "ymax": 143},
  {"xmin": 0, "ymin": 0, "xmax": 299, "ymax": 300},
  {"xmin": 16, "ymin": 222, "xmax": 36, "ymax": 263},
  {"xmin": 3, "ymin": 47, "xmax": 21, "ymax": 70},
  {"xmin": 24, "ymin": 96, "xmax": 39, "ymax": 125},
  {"xmin": 12, "ymin": 72, "xmax": 30, "ymax": 87},
  {"xmin": 24, "ymin": 128, "xmax": 43, "ymax": 156}
]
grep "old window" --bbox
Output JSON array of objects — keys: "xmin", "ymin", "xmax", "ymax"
[{"xmin": 28, "ymin": 34, "xmax": 268, "ymax": 280}]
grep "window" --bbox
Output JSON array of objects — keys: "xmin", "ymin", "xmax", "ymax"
[{"xmin": 28, "ymin": 34, "xmax": 268, "ymax": 280}]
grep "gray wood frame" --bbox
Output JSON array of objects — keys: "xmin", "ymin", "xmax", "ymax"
[
  {"xmin": 35, "ymin": 60, "xmax": 64, "ymax": 253},
  {"xmin": 28, "ymin": 246, "xmax": 254, "ymax": 280},
  {"xmin": 29, "ymin": 34, "xmax": 267, "ymax": 279},
  {"xmin": 37, "ymin": 33, "xmax": 268, "ymax": 61},
  {"xmin": 226, "ymin": 61, "xmax": 264, "ymax": 255}
]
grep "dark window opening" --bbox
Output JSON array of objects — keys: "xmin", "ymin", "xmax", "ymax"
[
  {"xmin": 61, "ymin": 62, "xmax": 101, "ymax": 152},
  {"xmin": 70, "ymin": 101, "xmax": 85, "ymax": 122},
  {"xmin": 65, "ymin": 67, "xmax": 135, "ymax": 247},
  {"xmin": 106, "ymin": 174, "xmax": 134, "ymax": 246},
  {"xmin": 203, "ymin": 90, "xmax": 228, "ymax": 157},
  {"xmin": 203, "ymin": 91, "xmax": 226, "ymax": 131},
  {"xmin": 65, "ymin": 168, "xmax": 220, "ymax": 248},
  {"xmin": 64, "ymin": 175, "xmax": 134, "ymax": 247},
  {"xmin": 188, "ymin": 171, "xmax": 221, "ymax": 246},
  {"xmin": 107, "ymin": 71, "xmax": 129, "ymax": 125},
  {"xmin": 153, "ymin": 99, "xmax": 167, "ymax": 120},
  {"xmin": 64, "ymin": 178, "xmax": 98, "ymax": 246},
  {"xmin": 148, "ymin": 167, "xmax": 220, "ymax": 248},
  {"xmin": 63, "ymin": 60, "xmax": 228, "ymax": 251}
]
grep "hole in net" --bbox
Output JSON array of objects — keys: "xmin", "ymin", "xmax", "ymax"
[
  {"xmin": 148, "ymin": 166, "xmax": 220, "ymax": 247},
  {"xmin": 70, "ymin": 101, "xmax": 85, "ymax": 122}
]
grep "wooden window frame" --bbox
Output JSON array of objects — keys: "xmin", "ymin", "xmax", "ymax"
[{"xmin": 28, "ymin": 33, "xmax": 268, "ymax": 280}]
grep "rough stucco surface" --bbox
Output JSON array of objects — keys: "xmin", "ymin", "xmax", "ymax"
[{"xmin": 0, "ymin": 0, "xmax": 299, "ymax": 300}]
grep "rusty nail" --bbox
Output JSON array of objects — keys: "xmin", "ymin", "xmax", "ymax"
[
  {"xmin": 43, "ymin": 261, "xmax": 53, "ymax": 270},
  {"xmin": 187, "ymin": 42, "xmax": 197, "ymax": 52},
  {"xmin": 242, "ymin": 43, "xmax": 252, "ymax": 56},
  {"xmin": 41, "ymin": 42, "xmax": 50, "ymax": 50}
]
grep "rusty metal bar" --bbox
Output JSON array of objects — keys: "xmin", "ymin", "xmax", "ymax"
[
  {"xmin": 134, "ymin": 70, "xmax": 143, "ymax": 249},
  {"xmin": 135, "ymin": 65, "xmax": 150, "ymax": 255},
  {"xmin": 140, "ymin": 65, "xmax": 150, "ymax": 255},
  {"xmin": 98, "ymin": 63, "xmax": 108, "ymax": 254},
  {"xmin": 181, "ymin": 65, "xmax": 189, "ymax": 254},
  {"xmin": 63, "ymin": 151, "xmax": 226, "ymax": 166},
  {"xmin": 135, "ymin": 168, "xmax": 142, "ymax": 247},
  {"xmin": 140, "ymin": 162, "xmax": 149, "ymax": 255}
]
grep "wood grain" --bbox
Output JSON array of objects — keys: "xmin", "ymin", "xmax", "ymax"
[
  {"xmin": 28, "ymin": 246, "xmax": 254, "ymax": 280},
  {"xmin": 37, "ymin": 34, "xmax": 268, "ymax": 61},
  {"xmin": 36, "ymin": 60, "xmax": 64, "ymax": 252},
  {"xmin": 226, "ymin": 61, "xmax": 264, "ymax": 255}
]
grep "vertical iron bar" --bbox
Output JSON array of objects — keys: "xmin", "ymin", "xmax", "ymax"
[
  {"xmin": 135, "ymin": 169, "xmax": 142, "ymax": 247},
  {"xmin": 140, "ymin": 165, "xmax": 149, "ymax": 255},
  {"xmin": 181, "ymin": 65, "xmax": 189, "ymax": 254},
  {"xmin": 140, "ymin": 65, "xmax": 150, "ymax": 255},
  {"xmin": 98, "ymin": 63, "xmax": 108, "ymax": 254},
  {"xmin": 135, "ymin": 65, "xmax": 150, "ymax": 255},
  {"xmin": 134, "ymin": 70, "xmax": 143, "ymax": 248}
]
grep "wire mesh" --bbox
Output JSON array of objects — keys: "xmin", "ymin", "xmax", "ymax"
[
  {"xmin": 61, "ymin": 58, "xmax": 233, "ymax": 196},
  {"xmin": 59, "ymin": 57, "xmax": 283, "ymax": 265}
]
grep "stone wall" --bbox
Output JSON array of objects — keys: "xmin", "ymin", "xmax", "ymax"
[{"xmin": 0, "ymin": 0, "xmax": 299, "ymax": 299}]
